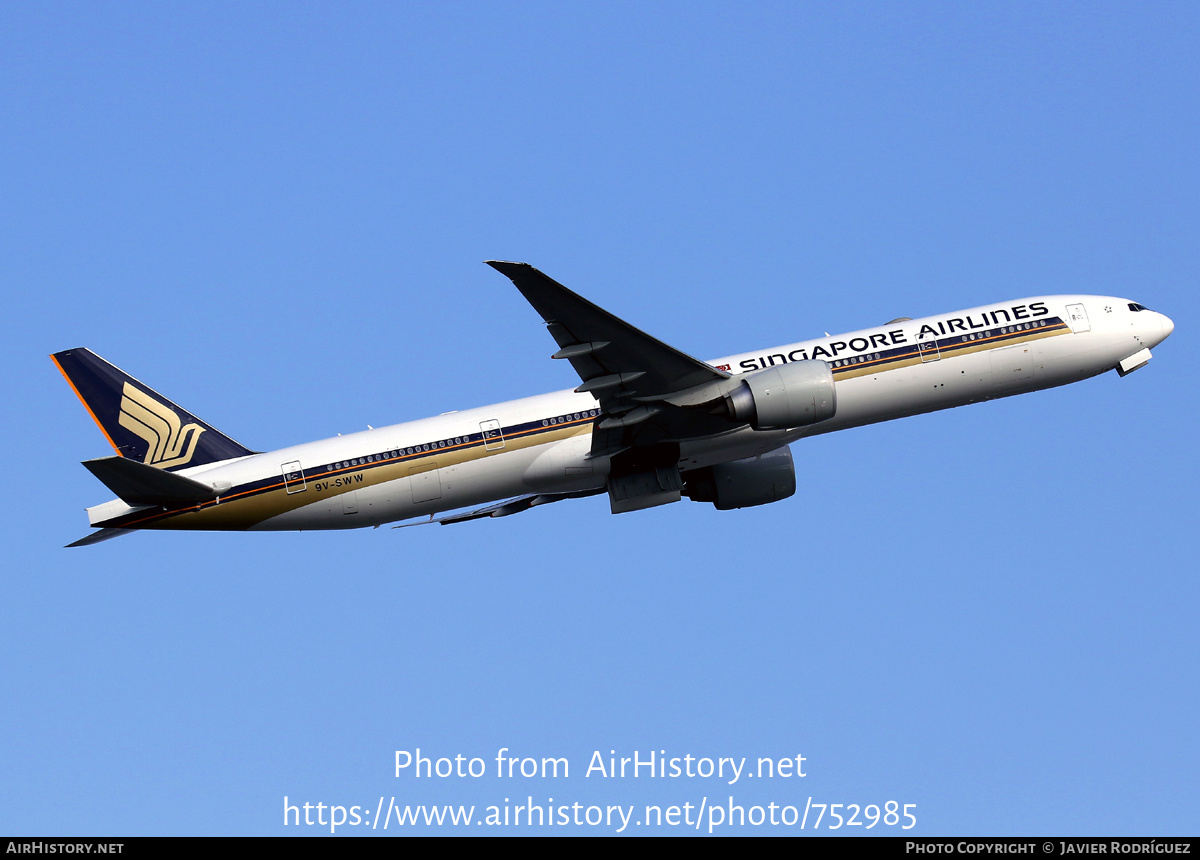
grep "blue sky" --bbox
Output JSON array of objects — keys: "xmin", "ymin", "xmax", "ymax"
[{"xmin": 3, "ymin": 2, "xmax": 1197, "ymax": 835}]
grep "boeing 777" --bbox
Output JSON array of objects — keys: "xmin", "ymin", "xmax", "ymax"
[{"xmin": 52, "ymin": 261, "xmax": 1174, "ymax": 546}]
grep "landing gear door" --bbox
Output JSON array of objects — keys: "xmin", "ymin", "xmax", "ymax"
[{"xmin": 1066, "ymin": 303, "xmax": 1091, "ymax": 333}]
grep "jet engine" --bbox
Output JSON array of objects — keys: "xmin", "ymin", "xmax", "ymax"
[
  {"xmin": 720, "ymin": 360, "xmax": 836, "ymax": 429},
  {"xmin": 683, "ymin": 446, "xmax": 797, "ymax": 510}
]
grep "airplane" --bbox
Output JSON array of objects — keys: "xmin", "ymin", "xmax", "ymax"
[{"xmin": 52, "ymin": 261, "xmax": 1174, "ymax": 546}]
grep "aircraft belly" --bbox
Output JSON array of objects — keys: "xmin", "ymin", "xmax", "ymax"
[
  {"xmin": 521, "ymin": 431, "xmax": 606, "ymax": 493},
  {"xmin": 443, "ymin": 446, "xmax": 563, "ymax": 510},
  {"xmin": 797, "ymin": 347, "xmax": 1021, "ymax": 436},
  {"xmin": 1039, "ymin": 330, "xmax": 1133, "ymax": 381}
]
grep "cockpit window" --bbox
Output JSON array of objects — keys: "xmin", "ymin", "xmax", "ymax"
[{"xmin": 1128, "ymin": 302, "xmax": 1150, "ymax": 312}]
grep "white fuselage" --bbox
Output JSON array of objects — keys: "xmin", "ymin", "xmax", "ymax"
[{"xmin": 88, "ymin": 294, "xmax": 1171, "ymax": 533}]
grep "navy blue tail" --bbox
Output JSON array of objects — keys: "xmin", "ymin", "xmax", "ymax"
[{"xmin": 52, "ymin": 348, "xmax": 257, "ymax": 471}]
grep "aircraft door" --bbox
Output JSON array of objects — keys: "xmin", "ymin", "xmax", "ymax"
[
  {"xmin": 281, "ymin": 460, "xmax": 306, "ymax": 494},
  {"xmin": 917, "ymin": 339, "xmax": 941, "ymax": 362},
  {"xmin": 1066, "ymin": 303, "xmax": 1091, "ymax": 332},
  {"xmin": 480, "ymin": 419, "xmax": 505, "ymax": 451}
]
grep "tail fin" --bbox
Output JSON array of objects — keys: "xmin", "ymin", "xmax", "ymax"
[{"xmin": 51, "ymin": 348, "xmax": 256, "ymax": 471}]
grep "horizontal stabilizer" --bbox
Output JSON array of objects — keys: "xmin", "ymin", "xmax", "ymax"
[
  {"xmin": 81, "ymin": 456, "xmax": 220, "ymax": 507},
  {"xmin": 66, "ymin": 528, "xmax": 136, "ymax": 548}
]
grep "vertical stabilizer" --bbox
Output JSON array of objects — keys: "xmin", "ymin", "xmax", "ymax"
[{"xmin": 51, "ymin": 348, "xmax": 256, "ymax": 471}]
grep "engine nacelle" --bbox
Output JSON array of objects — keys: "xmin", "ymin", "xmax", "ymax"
[
  {"xmin": 723, "ymin": 360, "xmax": 836, "ymax": 429},
  {"xmin": 683, "ymin": 445, "xmax": 797, "ymax": 510}
]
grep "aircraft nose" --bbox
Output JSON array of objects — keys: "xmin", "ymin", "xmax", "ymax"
[{"xmin": 1160, "ymin": 313, "xmax": 1175, "ymax": 341}]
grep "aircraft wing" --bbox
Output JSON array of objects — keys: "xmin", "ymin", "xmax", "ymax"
[
  {"xmin": 486, "ymin": 261, "xmax": 745, "ymax": 459},
  {"xmin": 393, "ymin": 488, "xmax": 603, "ymax": 527}
]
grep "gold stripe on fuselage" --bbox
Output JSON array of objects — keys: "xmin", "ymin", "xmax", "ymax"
[
  {"xmin": 130, "ymin": 419, "xmax": 594, "ymax": 531},
  {"xmin": 831, "ymin": 322, "xmax": 1067, "ymax": 381}
]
